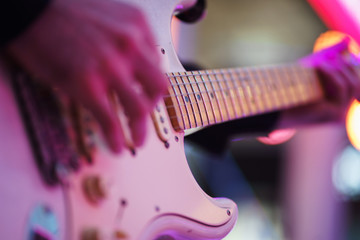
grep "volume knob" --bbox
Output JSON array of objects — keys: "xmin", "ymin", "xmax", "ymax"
[{"xmin": 82, "ymin": 175, "xmax": 107, "ymax": 203}]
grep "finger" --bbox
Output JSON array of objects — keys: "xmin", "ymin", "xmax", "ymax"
[
  {"xmin": 87, "ymin": 6, "xmax": 161, "ymax": 64},
  {"xmin": 316, "ymin": 61, "xmax": 348, "ymax": 106},
  {"xmin": 335, "ymin": 55, "xmax": 360, "ymax": 100},
  {"xmin": 133, "ymin": 11, "xmax": 160, "ymax": 54},
  {"xmin": 112, "ymin": 80, "xmax": 148, "ymax": 147},
  {"xmin": 323, "ymin": 37, "xmax": 350, "ymax": 57},
  {"xmin": 106, "ymin": 60, "xmax": 150, "ymax": 146},
  {"xmin": 133, "ymin": 56, "xmax": 168, "ymax": 107},
  {"xmin": 116, "ymin": 25, "xmax": 161, "ymax": 65},
  {"xmin": 112, "ymin": 27, "xmax": 168, "ymax": 105},
  {"xmin": 104, "ymin": 26, "xmax": 167, "ymax": 107},
  {"xmin": 299, "ymin": 38, "xmax": 350, "ymax": 67},
  {"xmin": 116, "ymin": 4, "xmax": 160, "ymax": 60},
  {"xmin": 67, "ymin": 75, "xmax": 124, "ymax": 153}
]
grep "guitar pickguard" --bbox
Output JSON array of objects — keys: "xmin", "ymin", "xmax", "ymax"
[{"xmin": 0, "ymin": 0, "xmax": 238, "ymax": 239}]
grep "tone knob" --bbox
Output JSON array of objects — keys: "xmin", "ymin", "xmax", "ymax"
[{"xmin": 82, "ymin": 175, "xmax": 107, "ymax": 203}]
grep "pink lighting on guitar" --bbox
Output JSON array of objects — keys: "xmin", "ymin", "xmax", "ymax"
[
  {"xmin": 346, "ymin": 99, "xmax": 360, "ymax": 150},
  {"xmin": 257, "ymin": 129, "xmax": 296, "ymax": 145},
  {"xmin": 307, "ymin": 0, "xmax": 360, "ymax": 151},
  {"xmin": 307, "ymin": 0, "xmax": 360, "ymax": 44}
]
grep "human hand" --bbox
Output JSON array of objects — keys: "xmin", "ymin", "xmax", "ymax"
[
  {"xmin": 278, "ymin": 39, "xmax": 360, "ymax": 128},
  {"xmin": 6, "ymin": 0, "xmax": 168, "ymax": 153}
]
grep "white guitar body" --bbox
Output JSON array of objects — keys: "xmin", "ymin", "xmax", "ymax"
[{"xmin": 0, "ymin": 0, "xmax": 238, "ymax": 239}]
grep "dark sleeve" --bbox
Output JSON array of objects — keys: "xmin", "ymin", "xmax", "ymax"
[
  {"xmin": 0, "ymin": 0, "xmax": 51, "ymax": 48},
  {"xmin": 185, "ymin": 111, "xmax": 280, "ymax": 154}
]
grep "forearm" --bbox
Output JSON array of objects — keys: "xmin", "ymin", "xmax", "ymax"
[{"xmin": 276, "ymin": 102, "xmax": 347, "ymax": 130}]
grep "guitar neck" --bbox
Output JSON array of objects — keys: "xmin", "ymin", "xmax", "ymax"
[{"xmin": 164, "ymin": 63, "xmax": 324, "ymax": 131}]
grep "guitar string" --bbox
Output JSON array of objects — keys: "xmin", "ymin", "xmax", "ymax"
[
  {"xmin": 169, "ymin": 62, "xmax": 310, "ymax": 78},
  {"xmin": 160, "ymin": 89, "xmax": 316, "ymax": 127},
  {"xmin": 164, "ymin": 66, "xmax": 314, "ymax": 90},
  {"xmin": 165, "ymin": 62, "xmax": 308, "ymax": 79},
  {"xmin": 162, "ymin": 68, "xmax": 317, "ymax": 99},
  {"xmin": 162, "ymin": 74, "xmax": 317, "ymax": 99},
  {"xmin": 163, "ymin": 97, "xmax": 310, "ymax": 128},
  {"xmin": 161, "ymin": 79, "xmax": 317, "ymax": 108},
  {"xmin": 163, "ymin": 82, "xmax": 323, "ymax": 129},
  {"xmin": 161, "ymin": 73, "xmax": 319, "ymax": 127}
]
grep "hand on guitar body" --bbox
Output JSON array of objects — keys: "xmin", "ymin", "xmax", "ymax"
[
  {"xmin": 278, "ymin": 37, "xmax": 360, "ymax": 129},
  {"xmin": 5, "ymin": 0, "xmax": 168, "ymax": 153}
]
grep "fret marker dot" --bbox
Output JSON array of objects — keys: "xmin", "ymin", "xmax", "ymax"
[
  {"xmin": 197, "ymin": 94, "xmax": 201, "ymax": 100},
  {"xmin": 184, "ymin": 96, "xmax": 189, "ymax": 102},
  {"xmin": 210, "ymin": 92, "xmax": 214, "ymax": 98},
  {"xmin": 225, "ymin": 91, "xmax": 229, "ymax": 96}
]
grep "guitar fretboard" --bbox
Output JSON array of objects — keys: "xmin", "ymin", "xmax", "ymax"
[{"xmin": 164, "ymin": 63, "xmax": 324, "ymax": 131}]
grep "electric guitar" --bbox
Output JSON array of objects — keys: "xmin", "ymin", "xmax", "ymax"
[{"xmin": 0, "ymin": 0, "xmax": 356, "ymax": 239}]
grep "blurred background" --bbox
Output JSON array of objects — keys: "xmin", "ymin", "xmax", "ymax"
[{"xmin": 172, "ymin": 0, "xmax": 360, "ymax": 239}]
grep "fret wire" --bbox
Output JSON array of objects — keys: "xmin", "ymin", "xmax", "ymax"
[
  {"xmin": 211, "ymin": 69, "xmax": 232, "ymax": 120},
  {"xmin": 233, "ymin": 68, "xmax": 254, "ymax": 115},
  {"xmin": 164, "ymin": 65, "xmax": 324, "ymax": 130},
  {"xmin": 186, "ymin": 72, "xmax": 206, "ymax": 126},
  {"xmin": 306, "ymin": 66, "xmax": 324, "ymax": 99},
  {"xmin": 162, "ymin": 65, "xmax": 321, "ymax": 129},
  {"xmin": 257, "ymin": 68, "xmax": 277, "ymax": 110},
  {"xmin": 179, "ymin": 72, "xmax": 201, "ymax": 127},
  {"xmin": 214, "ymin": 69, "xmax": 235, "ymax": 119},
  {"xmin": 166, "ymin": 73, "xmax": 186, "ymax": 129},
  {"xmin": 300, "ymin": 66, "xmax": 319, "ymax": 98},
  {"xmin": 248, "ymin": 66, "xmax": 267, "ymax": 112},
  {"xmin": 230, "ymin": 69, "xmax": 250, "ymax": 116},
  {"xmin": 165, "ymin": 66, "xmax": 309, "ymax": 88},
  {"xmin": 284, "ymin": 65, "xmax": 304, "ymax": 103},
  {"xmin": 262, "ymin": 68, "xmax": 282, "ymax": 109},
  {"xmin": 164, "ymin": 83, "xmax": 321, "ymax": 121},
  {"xmin": 241, "ymin": 67, "xmax": 259, "ymax": 113},
  {"xmin": 268, "ymin": 67, "xmax": 289, "ymax": 107},
  {"xmin": 170, "ymin": 72, "xmax": 191, "ymax": 129},
  {"xmin": 163, "ymin": 69, "xmax": 318, "ymax": 99},
  {"xmin": 164, "ymin": 92, "xmax": 269, "ymax": 109},
  {"xmin": 275, "ymin": 66, "xmax": 292, "ymax": 106},
  {"xmin": 206, "ymin": 70, "xmax": 227, "ymax": 121},
  {"xmin": 288, "ymin": 65, "xmax": 308, "ymax": 102},
  {"xmin": 298, "ymin": 66, "xmax": 315, "ymax": 97},
  {"xmin": 163, "ymin": 76, "xmax": 322, "ymax": 109},
  {"xmin": 165, "ymin": 105, "xmax": 268, "ymax": 125},
  {"xmin": 199, "ymin": 70, "xmax": 221, "ymax": 123},
  {"xmin": 172, "ymin": 72, "xmax": 194, "ymax": 128},
  {"xmin": 192, "ymin": 71, "xmax": 213, "ymax": 125},
  {"xmin": 169, "ymin": 64, "xmax": 301, "ymax": 78},
  {"xmin": 220, "ymin": 69, "xmax": 240, "ymax": 118},
  {"xmin": 302, "ymin": 67, "xmax": 319, "ymax": 99},
  {"xmin": 163, "ymin": 95, "xmax": 301, "ymax": 113},
  {"xmin": 225, "ymin": 68, "xmax": 244, "ymax": 117},
  {"xmin": 261, "ymin": 67, "xmax": 279, "ymax": 110},
  {"xmin": 279, "ymin": 65, "xmax": 299, "ymax": 104}
]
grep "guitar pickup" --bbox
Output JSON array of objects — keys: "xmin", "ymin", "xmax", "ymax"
[{"xmin": 151, "ymin": 103, "xmax": 171, "ymax": 143}]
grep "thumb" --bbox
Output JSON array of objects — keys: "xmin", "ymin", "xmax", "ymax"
[
  {"xmin": 299, "ymin": 37, "xmax": 350, "ymax": 67},
  {"xmin": 323, "ymin": 36, "xmax": 350, "ymax": 54}
]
